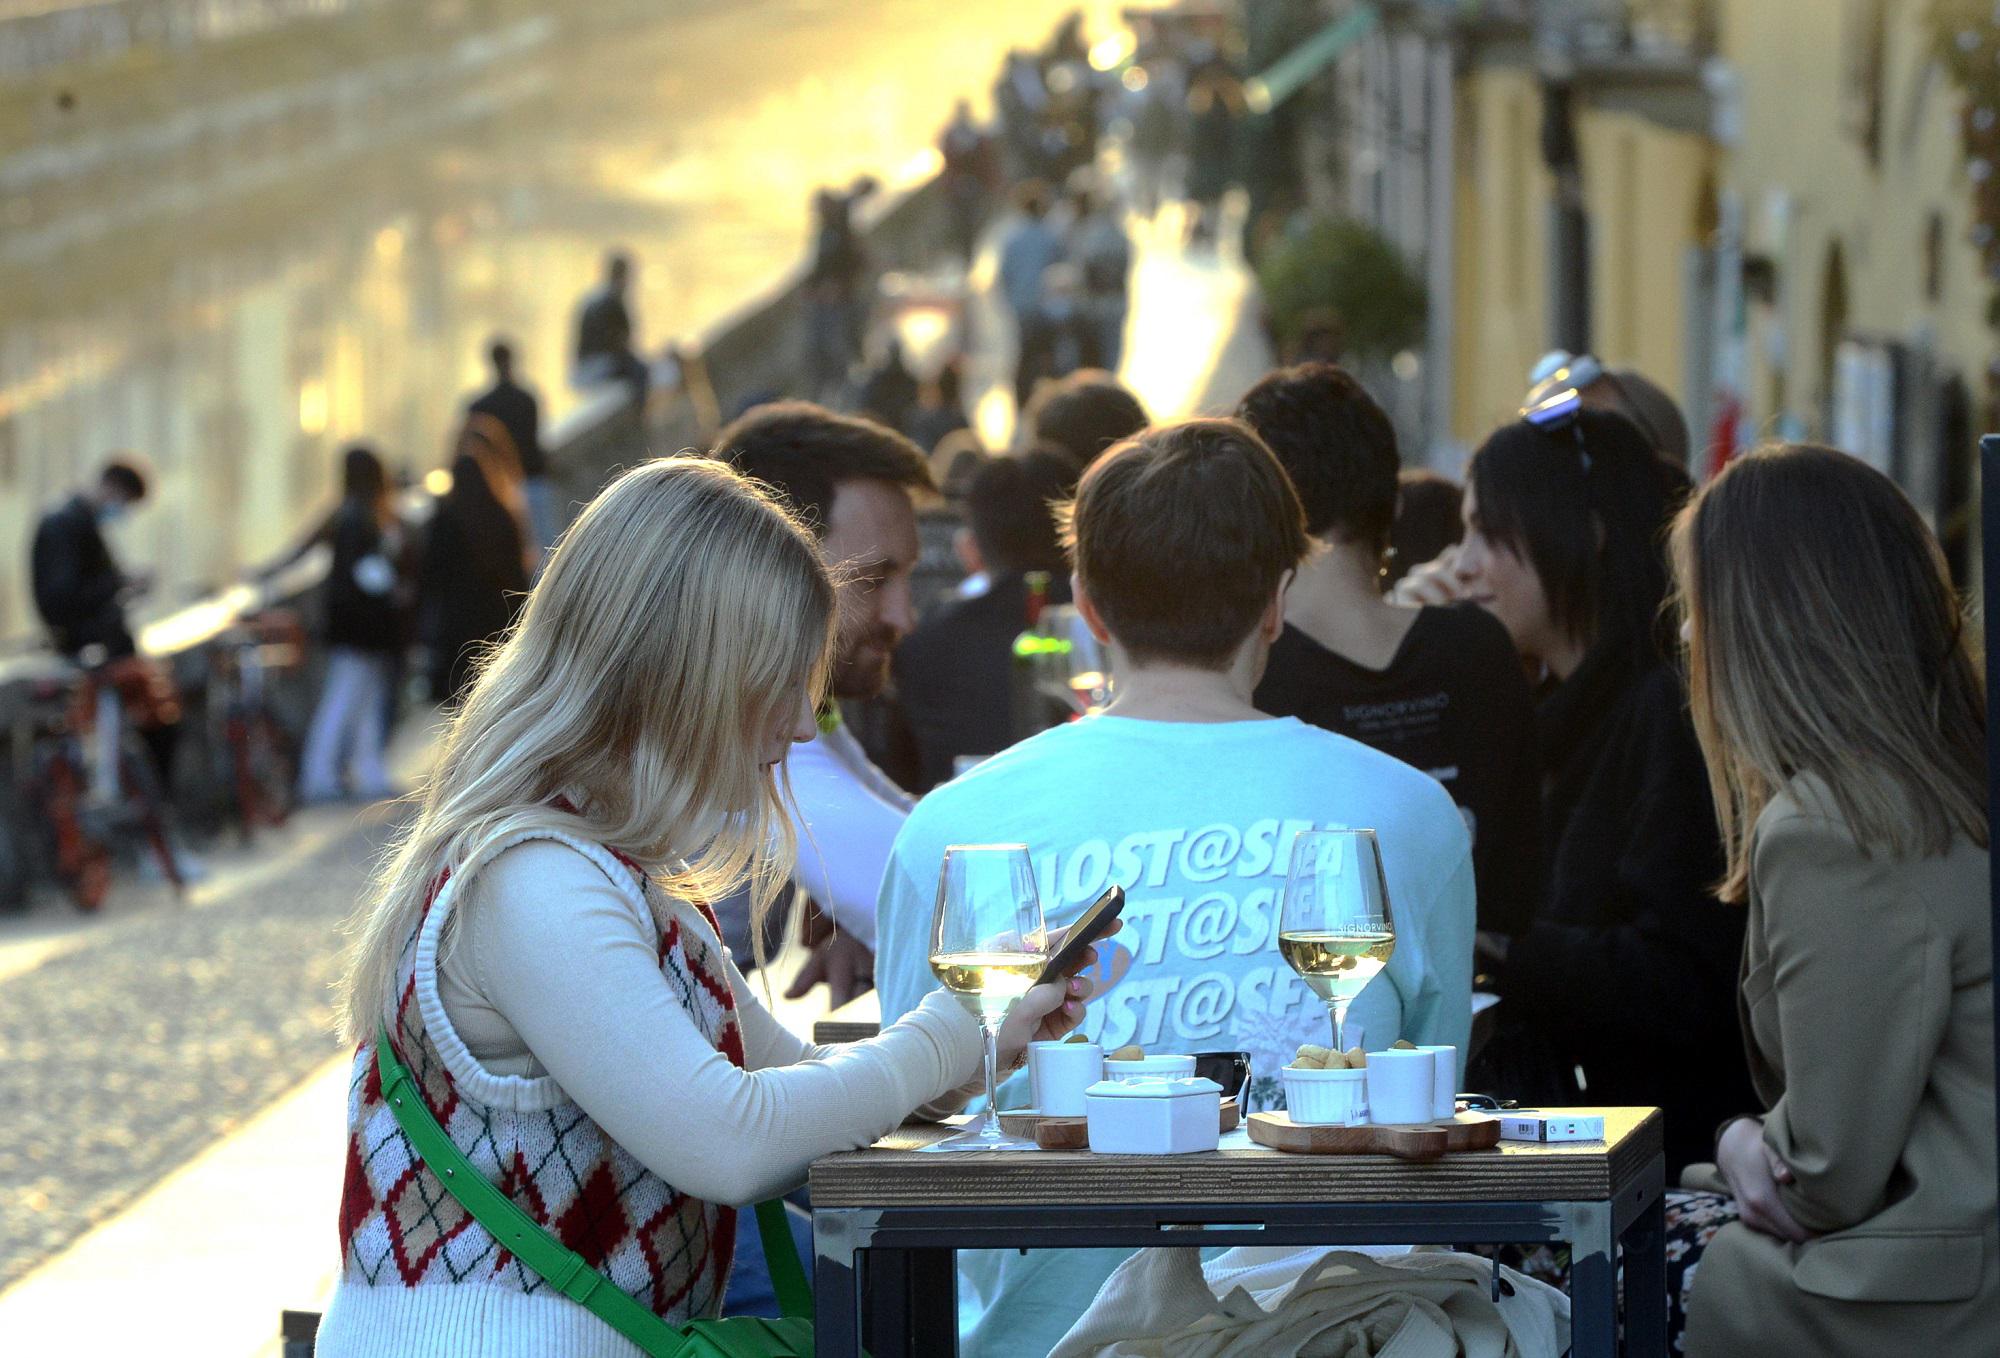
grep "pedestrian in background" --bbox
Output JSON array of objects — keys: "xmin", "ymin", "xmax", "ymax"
[
  {"xmin": 997, "ymin": 180, "xmax": 1064, "ymax": 408},
  {"xmin": 572, "ymin": 250, "xmax": 648, "ymax": 396},
  {"xmin": 1067, "ymin": 181, "xmax": 1132, "ymax": 372},
  {"xmin": 297, "ymin": 445, "xmax": 404, "ymax": 804},
  {"xmin": 1020, "ymin": 368, "xmax": 1148, "ymax": 471},
  {"xmin": 419, "ymin": 451, "xmax": 527, "ymax": 704},
  {"xmin": 468, "ymin": 338, "xmax": 554, "ymax": 558}
]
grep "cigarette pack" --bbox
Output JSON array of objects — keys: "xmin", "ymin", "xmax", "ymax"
[{"xmin": 1498, "ymin": 1112, "xmax": 1606, "ymax": 1143}]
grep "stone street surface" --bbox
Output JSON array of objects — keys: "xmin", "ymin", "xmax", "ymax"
[{"xmin": 0, "ymin": 803, "xmax": 393, "ymax": 1292}]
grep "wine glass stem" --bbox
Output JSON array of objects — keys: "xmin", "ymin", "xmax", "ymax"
[
  {"xmin": 979, "ymin": 1021, "xmax": 1002, "ymax": 1134},
  {"xmin": 1328, "ymin": 1000, "xmax": 1347, "ymax": 1052}
]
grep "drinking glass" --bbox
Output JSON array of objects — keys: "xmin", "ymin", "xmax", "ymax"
[
  {"xmin": 924, "ymin": 844, "xmax": 1049, "ymax": 1152},
  {"xmin": 1277, "ymin": 829, "xmax": 1395, "ymax": 1053}
]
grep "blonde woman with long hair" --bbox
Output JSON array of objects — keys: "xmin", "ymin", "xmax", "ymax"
[
  {"xmin": 1669, "ymin": 445, "xmax": 1994, "ymax": 1355},
  {"xmin": 316, "ymin": 458, "xmax": 1091, "ymax": 1357}
]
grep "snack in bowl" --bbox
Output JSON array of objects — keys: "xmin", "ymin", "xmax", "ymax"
[
  {"xmin": 1282, "ymin": 1043, "xmax": 1369, "ymax": 1124},
  {"xmin": 1103, "ymin": 1045, "xmax": 1197, "ymax": 1080}
]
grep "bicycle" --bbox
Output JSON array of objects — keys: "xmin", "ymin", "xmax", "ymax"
[
  {"xmin": 15, "ymin": 657, "xmax": 185, "ymax": 911},
  {"xmin": 205, "ymin": 610, "xmax": 305, "ymax": 844}
]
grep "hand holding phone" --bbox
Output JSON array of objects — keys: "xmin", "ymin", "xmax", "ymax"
[{"xmin": 1035, "ymin": 885, "xmax": 1125, "ymax": 987}]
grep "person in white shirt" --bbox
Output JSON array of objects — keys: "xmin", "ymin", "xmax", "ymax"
[
  {"xmin": 875, "ymin": 419, "xmax": 1476, "ymax": 1358},
  {"xmin": 712, "ymin": 401, "xmax": 934, "ymax": 1003}
]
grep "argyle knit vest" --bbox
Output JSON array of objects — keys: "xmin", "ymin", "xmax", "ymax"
[{"xmin": 319, "ymin": 830, "xmax": 744, "ymax": 1357}]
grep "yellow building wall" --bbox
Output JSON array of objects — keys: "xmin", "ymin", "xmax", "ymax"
[
  {"xmin": 1719, "ymin": 0, "xmax": 1990, "ymax": 441},
  {"xmin": 1575, "ymin": 109, "xmax": 1710, "ymax": 411},
  {"xmin": 1452, "ymin": 62, "xmax": 1553, "ymax": 447}
]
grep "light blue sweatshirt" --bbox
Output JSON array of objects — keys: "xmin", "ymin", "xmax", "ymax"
[{"xmin": 875, "ymin": 714, "xmax": 1475, "ymax": 1358}]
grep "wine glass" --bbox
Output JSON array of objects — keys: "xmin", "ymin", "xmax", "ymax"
[
  {"xmin": 1277, "ymin": 829, "xmax": 1395, "ymax": 1054},
  {"xmin": 924, "ymin": 844, "xmax": 1050, "ymax": 1152}
]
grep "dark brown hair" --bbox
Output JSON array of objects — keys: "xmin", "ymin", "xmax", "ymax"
[
  {"xmin": 713, "ymin": 401, "xmax": 934, "ymax": 537},
  {"xmin": 1059, "ymin": 419, "xmax": 1308, "ymax": 669},
  {"xmin": 1236, "ymin": 362, "xmax": 1399, "ymax": 546},
  {"xmin": 1672, "ymin": 443, "xmax": 1988, "ymax": 902}
]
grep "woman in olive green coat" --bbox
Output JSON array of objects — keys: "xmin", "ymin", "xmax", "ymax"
[{"xmin": 1671, "ymin": 444, "xmax": 1995, "ymax": 1355}]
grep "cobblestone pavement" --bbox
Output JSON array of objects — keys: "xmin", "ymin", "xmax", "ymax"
[{"xmin": 0, "ymin": 805, "xmax": 396, "ymax": 1291}]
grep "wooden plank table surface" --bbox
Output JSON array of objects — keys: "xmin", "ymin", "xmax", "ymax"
[{"xmin": 813, "ymin": 1106, "xmax": 1659, "ymax": 1206}]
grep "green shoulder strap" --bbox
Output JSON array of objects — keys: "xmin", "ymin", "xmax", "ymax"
[{"xmin": 375, "ymin": 1030, "xmax": 814, "ymax": 1356}]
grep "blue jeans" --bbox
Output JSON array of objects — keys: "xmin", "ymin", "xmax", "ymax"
[{"xmin": 722, "ymin": 1199, "xmax": 814, "ymax": 1318}]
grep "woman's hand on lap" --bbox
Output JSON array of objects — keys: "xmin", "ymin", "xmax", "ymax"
[{"xmin": 1718, "ymin": 1116, "xmax": 1811, "ymax": 1243}]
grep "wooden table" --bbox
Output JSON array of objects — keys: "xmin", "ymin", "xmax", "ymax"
[{"xmin": 810, "ymin": 1107, "xmax": 1665, "ymax": 1358}]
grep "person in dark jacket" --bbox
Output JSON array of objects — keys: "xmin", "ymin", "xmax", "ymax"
[
  {"xmin": 31, "ymin": 458, "xmax": 151, "ymax": 661},
  {"xmin": 1242, "ymin": 364, "xmax": 1544, "ymax": 936},
  {"xmin": 420, "ymin": 452, "xmax": 528, "ymax": 704},
  {"xmin": 296, "ymin": 446, "xmax": 405, "ymax": 802},
  {"xmin": 573, "ymin": 251, "xmax": 647, "ymax": 396},
  {"xmin": 893, "ymin": 448, "xmax": 1076, "ymax": 792},
  {"xmin": 1449, "ymin": 407, "xmax": 1750, "ymax": 1176},
  {"xmin": 468, "ymin": 339, "xmax": 552, "ymax": 556}
]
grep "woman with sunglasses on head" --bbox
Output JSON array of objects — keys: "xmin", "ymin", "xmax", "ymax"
[
  {"xmin": 316, "ymin": 458, "xmax": 1092, "ymax": 1357},
  {"xmin": 1446, "ymin": 404, "xmax": 1754, "ymax": 1178},
  {"xmin": 1673, "ymin": 445, "xmax": 1993, "ymax": 1356}
]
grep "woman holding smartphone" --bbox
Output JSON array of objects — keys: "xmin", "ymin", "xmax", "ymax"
[
  {"xmin": 1673, "ymin": 445, "xmax": 1994, "ymax": 1354},
  {"xmin": 316, "ymin": 458, "xmax": 1090, "ymax": 1356}
]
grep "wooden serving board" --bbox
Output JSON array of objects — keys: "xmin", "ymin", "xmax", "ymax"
[
  {"xmin": 1002, "ymin": 1098, "xmax": 1240, "ymax": 1151},
  {"xmin": 1246, "ymin": 1111, "xmax": 1500, "ymax": 1162}
]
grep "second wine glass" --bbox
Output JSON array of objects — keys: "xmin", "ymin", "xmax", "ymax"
[
  {"xmin": 1277, "ymin": 829, "xmax": 1395, "ymax": 1053},
  {"xmin": 924, "ymin": 843, "xmax": 1049, "ymax": 1152}
]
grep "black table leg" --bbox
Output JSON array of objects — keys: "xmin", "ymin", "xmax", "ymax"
[
  {"xmin": 812, "ymin": 1210, "xmax": 864, "ymax": 1358},
  {"xmin": 1620, "ymin": 1187, "xmax": 1669, "ymax": 1357},
  {"xmin": 1565, "ymin": 1200, "xmax": 1618, "ymax": 1358},
  {"xmin": 861, "ymin": 1248, "xmax": 957, "ymax": 1357}
]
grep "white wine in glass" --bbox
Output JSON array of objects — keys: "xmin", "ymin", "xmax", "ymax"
[
  {"xmin": 925, "ymin": 844, "xmax": 1048, "ymax": 1152},
  {"xmin": 1277, "ymin": 829, "xmax": 1395, "ymax": 1052}
]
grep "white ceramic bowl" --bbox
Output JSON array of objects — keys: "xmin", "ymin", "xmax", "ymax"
[
  {"xmin": 1281, "ymin": 1064, "xmax": 1369, "ymax": 1126},
  {"xmin": 1103, "ymin": 1054, "xmax": 1197, "ymax": 1081}
]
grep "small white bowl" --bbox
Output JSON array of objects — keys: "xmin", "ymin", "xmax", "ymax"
[
  {"xmin": 1281, "ymin": 1064, "xmax": 1369, "ymax": 1126},
  {"xmin": 1103, "ymin": 1054, "xmax": 1197, "ymax": 1081}
]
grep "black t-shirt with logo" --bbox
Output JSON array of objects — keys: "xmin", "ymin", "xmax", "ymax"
[{"xmin": 1255, "ymin": 604, "xmax": 1544, "ymax": 935}]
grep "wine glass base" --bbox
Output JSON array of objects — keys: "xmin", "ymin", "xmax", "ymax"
[{"xmin": 918, "ymin": 1124, "xmax": 1042, "ymax": 1153}]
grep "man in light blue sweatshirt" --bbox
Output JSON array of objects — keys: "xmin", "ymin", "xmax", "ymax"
[{"xmin": 875, "ymin": 418, "xmax": 1477, "ymax": 1357}]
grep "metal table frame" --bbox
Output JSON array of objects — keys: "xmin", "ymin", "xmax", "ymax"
[{"xmin": 813, "ymin": 1152, "xmax": 1666, "ymax": 1357}]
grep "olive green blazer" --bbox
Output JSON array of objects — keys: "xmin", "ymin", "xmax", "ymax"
[{"xmin": 1686, "ymin": 776, "xmax": 1997, "ymax": 1355}]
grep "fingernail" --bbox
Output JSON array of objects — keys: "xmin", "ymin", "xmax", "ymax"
[{"xmin": 1065, "ymin": 999, "xmax": 1080, "ymax": 1014}]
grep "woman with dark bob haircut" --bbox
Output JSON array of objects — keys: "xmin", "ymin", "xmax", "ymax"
[
  {"xmin": 1448, "ymin": 407, "xmax": 1754, "ymax": 1179},
  {"xmin": 1673, "ymin": 445, "xmax": 1993, "ymax": 1356}
]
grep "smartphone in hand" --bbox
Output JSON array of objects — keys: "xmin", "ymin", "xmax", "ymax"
[{"xmin": 1035, "ymin": 885, "xmax": 1125, "ymax": 987}]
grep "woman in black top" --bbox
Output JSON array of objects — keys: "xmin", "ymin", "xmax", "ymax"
[
  {"xmin": 420, "ymin": 451, "xmax": 528, "ymax": 703},
  {"xmin": 1449, "ymin": 406, "xmax": 1752, "ymax": 1175},
  {"xmin": 1241, "ymin": 364, "xmax": 1544, "ymax": 935},
  {"xmin": 296, "ymin": 445, "xmax": 407, "ymax": 802}
]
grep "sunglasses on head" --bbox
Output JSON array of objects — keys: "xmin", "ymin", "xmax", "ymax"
[{"xmin": 1519, "ymin": 375, "xmax": 1592, "ymax": 472}]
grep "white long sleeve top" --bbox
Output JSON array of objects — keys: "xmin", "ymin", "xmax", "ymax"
[
  {"xmin": 436, "ymin": 838, "xmax": 977, "ymax": 1207},
  {"xmin": 781, "ymin": 721, "xmax": 913, "ymax": 948}
]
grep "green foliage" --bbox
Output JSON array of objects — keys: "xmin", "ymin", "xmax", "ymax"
[{"xmin": 1255, "ymin": 214, "xmax": 1427, "ymax": 359}]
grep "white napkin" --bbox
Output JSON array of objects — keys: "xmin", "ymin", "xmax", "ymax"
[{"xmin": 1047, "ymin": 1243, "xmax": 1569, "ymax": 1358}]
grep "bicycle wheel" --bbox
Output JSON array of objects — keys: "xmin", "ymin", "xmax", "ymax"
[
  {"xmin": 118, "ymin": 737, "xmax": 184, "ymax": 896},
  {"xmin": 42, "ymin": 749, "xmax": 111, "ymax": 913},
  {"xmin": 233, "ymin": 707, "xmax": 298, "ymax": 830}
]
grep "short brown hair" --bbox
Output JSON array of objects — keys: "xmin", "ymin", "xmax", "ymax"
[
  {"xmin": 713, "ymin": 401, "xmax": 934, "ymax": 537},
  {"xmin": 1059, "ymin": 419, "xmax": 1308, "ymax": 668}
]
